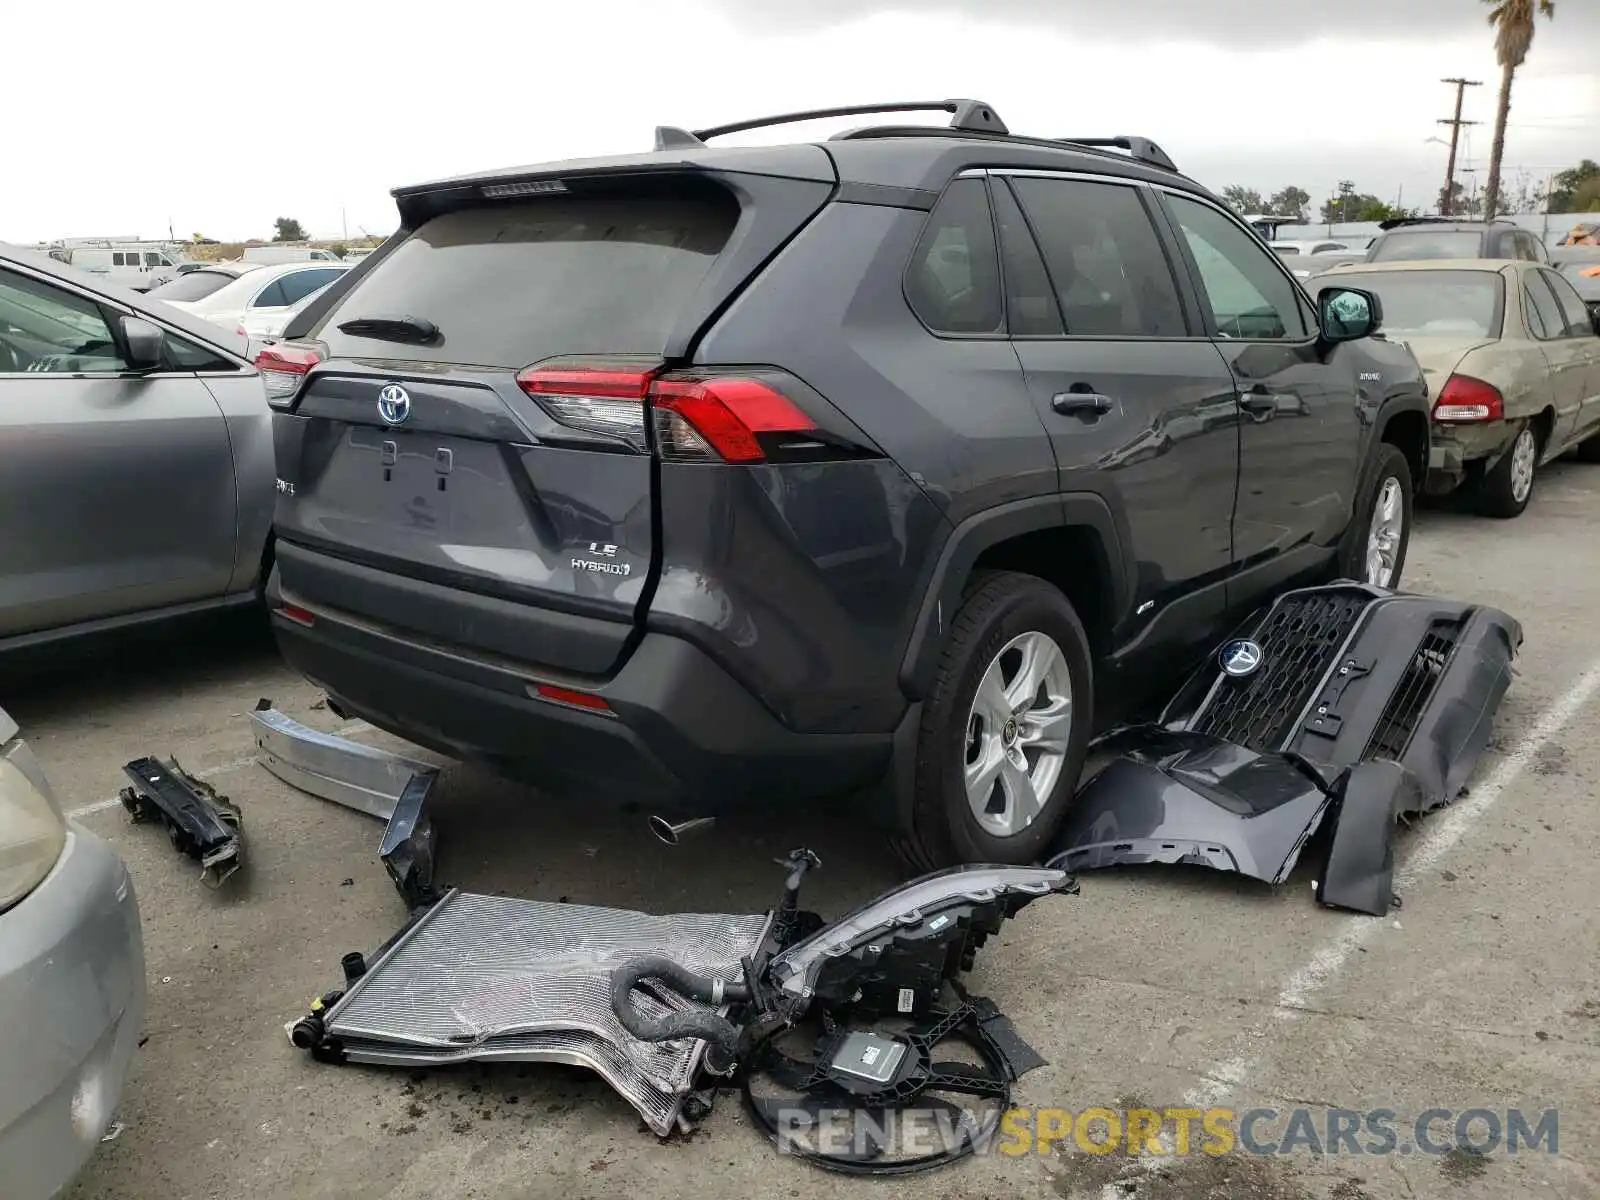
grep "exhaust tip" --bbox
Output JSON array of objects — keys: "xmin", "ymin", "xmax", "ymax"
[{"xmin": 648, "ymin": 815, "xmax": 714, "ymax": 845}]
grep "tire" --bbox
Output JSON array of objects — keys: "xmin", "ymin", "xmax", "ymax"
[
  {"xmin": 1474, "ymin": 422, "xmax": 1538, "ymax": 519},
  {"xmin": 894, "ymin": 570, "xmax": 1094, "ymax": 872},
  {"xmin": 1337, "ymin": 444, "xmax": 1413, "ymax": 588}
]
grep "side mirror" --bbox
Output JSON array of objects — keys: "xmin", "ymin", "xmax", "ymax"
[
  {"xmin": 1318, "ymin": 286, "xmax": 1382, "ymax": 343},
  {"xmin": 120, "ymin": 315, "xmax": 165, "ymax": 371}
]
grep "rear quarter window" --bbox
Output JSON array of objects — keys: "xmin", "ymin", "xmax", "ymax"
[{"xmin": 313, "ymin": 186, "xmax": 741, "ymax": 368}]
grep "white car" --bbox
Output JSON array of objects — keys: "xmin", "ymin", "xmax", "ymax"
[
  {"xmin": 162, "ymin": 261, "xmax": 349, "ymax": 335},
  {"xmin": 142, "ymin": 261, "xmax": 264, "ymax": 306},
  {"xmin": 239, "ymin": 291, "xmax": 319, "ymax": 360}
]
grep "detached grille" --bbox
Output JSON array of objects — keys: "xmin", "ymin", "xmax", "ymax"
[
  {"xmin": 1364, "ymin": 619, "xmax": 1462, "ymax": 759},
  {"xmin": 1191, "ymin": 589, "xmax": 1371, "ymax": 752}
]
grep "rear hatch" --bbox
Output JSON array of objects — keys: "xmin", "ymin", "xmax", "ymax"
[{"xmin": 268, "ymin": 156, "xmax": 835, "ymax": 675}]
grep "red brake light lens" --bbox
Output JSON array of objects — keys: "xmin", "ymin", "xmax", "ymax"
[
  {"xmin": 650, "ymin": 375, "xmax": 817, "ymax": 464},
  {"xmin": 1432, "ymin": 375, "xmax": 1504, "ymax": 423},
  {"xmin": 256, "ymin": 344, "xmax": 322, "ymax": 408},
  {"xmin": 516, "ymin": 359, "xmax": 823, "ymax": 463}
]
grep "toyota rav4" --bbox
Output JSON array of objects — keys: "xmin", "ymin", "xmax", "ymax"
[{"xmin": 258, "ymin": 100, "xmax": 1430, "ymax": 869}]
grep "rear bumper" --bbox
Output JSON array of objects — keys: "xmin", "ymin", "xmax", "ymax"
[
  {"xmin": 268, "ymin": 571, "xmax": 892, "ymax": 811},
  {"xmin": 1424, "ymin": 422, "xmax": 1514, "ymax": 494}
]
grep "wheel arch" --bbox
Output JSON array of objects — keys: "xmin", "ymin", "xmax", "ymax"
[
  {"xmin": 1377, "ymin": 401, "xmax": 1429, "ymax": 487},
  {"xmin": 898, "ymin": 494, "xmax": 1129, "ymax": 701}
]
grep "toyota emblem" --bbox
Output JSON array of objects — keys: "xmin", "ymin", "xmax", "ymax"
[
  {"xmin": 377, "ymin": 384, "xmax": 412, "ymax": 426},
  {"xmin": 1219, "ymin": 639, "xmax": 1264, "ymax": 678}
]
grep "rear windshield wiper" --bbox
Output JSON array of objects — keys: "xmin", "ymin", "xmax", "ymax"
[{"xmin": 335, "ymin": 314, "xmax": 439, "ymax": 344}]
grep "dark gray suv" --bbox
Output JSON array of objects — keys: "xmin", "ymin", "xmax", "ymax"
[{"xmin": 259, "ymin": 100, "xmax": 1430, "ymax": 869}]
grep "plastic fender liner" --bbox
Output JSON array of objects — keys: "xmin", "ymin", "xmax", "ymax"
[
  {"xmin": 1315, "ymin": 759, "xmax": 1425, "ymax": 916},
  {"xmin": 1045, "ymin": 728, "xmax": 1335, "ymax": 887}
]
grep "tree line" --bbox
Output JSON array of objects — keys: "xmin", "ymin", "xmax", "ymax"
[{"xmin": 1221, "ymin": 160, "xmax": 1599, "ymax": 225}]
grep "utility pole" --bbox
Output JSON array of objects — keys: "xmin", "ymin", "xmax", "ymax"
[{"xmin": 1438, "ymin": 77, "xmax": 1482, "ymax": 215}]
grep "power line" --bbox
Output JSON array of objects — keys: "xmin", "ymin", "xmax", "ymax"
[{"xmin": 1438, "ymin": 77, "xmax": 1483, "ymax": 215}]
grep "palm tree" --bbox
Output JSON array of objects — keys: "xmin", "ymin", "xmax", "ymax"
[{"xmin": 1481, "ymin": 0, "xmax": 1555, "ymax": 219}]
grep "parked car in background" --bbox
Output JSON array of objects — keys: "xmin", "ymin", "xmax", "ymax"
[
  {"xmin": 143, "ymin": 261, "xmax": 263, "ymax": 305},
  {"xmin": 43, "ymin": 242, "xmax": 190, "ymax": 292},
  {"xmin": 1320, "ymin": 260, "xmax": 1600, "ymax": 515},
  {"xmin": 0, "ymin": 243, "xmax": 276, "ymax": 655},
  {"xmin": 258, "ymin": 102, "xmax": 1428, "ymax": 870},
  {"xmin": 1365, "ymin": 217, "xmax": 1549, "ymax": 264},
  {"xmin": 1271, "ymin": 238, "xmax": 1354, "ymax": 257},
  {"xmin": 1554, "ymin": 254, "xmax": 1600, "ymax": 320},
  {"xmin": 1284, "ymin": 250, "xmax": 1367, "ymax": 280},
  {"xmin": 239, "ymin": 289, "xmax": 318, "ymax": 360},
  {"xmin": 0, "ymin": 703, "xmax": 145, "ymax": 1200},
  {"xmin": 242, "ymin": 246, "xmax": 344, "ymax": 265},
  {"xmin": 160, "ymin": 261, "xmax": 349, "ymax": 336}
]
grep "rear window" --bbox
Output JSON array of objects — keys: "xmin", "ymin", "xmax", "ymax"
[
  {"xmin": 1330, "ymin": 271, "xmax": 1504, "ymax": 338},
  {"xmin": 314, "ymin": 187, "xmax": 741, "ymax": 368},
  {"xmin": 146, "ymin": 271, "xmax": 236, "ymax": 302},
  {"xmin": 1369, "ymin": 231, "xmax": 1482, "ymax": 262}
]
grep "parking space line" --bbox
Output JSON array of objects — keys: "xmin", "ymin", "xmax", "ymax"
[
  {"xmin": 61, "ymin": 716, "xmax": 374, "ymax": 820},
  {"xmin": 1099, "ymin": 658, "xmax": 1600, "ymax": 1194}
]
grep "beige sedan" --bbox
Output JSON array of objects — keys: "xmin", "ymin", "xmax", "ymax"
[{"xmin": 1319, "ymin": 259, "xmax": 1600, "ymax": 517}]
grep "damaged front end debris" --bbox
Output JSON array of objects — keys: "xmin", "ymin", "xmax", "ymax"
[
  {"xmin": 120, "ymin": 756, "xmax": 243, "ymax": 887},
  {"xmin": 253, "ymin": 703, "xmax": 1072, "ymax": 1168},
  {"xmin": 1050, "ymin": 583, "xmax": 1521, "ymax": 914}
]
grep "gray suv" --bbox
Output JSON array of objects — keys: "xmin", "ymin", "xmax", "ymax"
[{"xmin": 260, "ymin": 100, "xmax": 1430, "ymax": 868}]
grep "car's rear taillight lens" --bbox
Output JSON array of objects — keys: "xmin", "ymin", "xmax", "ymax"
[
  {"xmin": 517, "ymin": 359, "xmax": 827, "ymax": 463},
  {"xmin": 1432, "ymin": 375, "xmax": 1504, "ymax": 423},
  {"xmin": 256, "ymin": 344, "xmax": 322, "ymax": 408},
  {"xmin": 517, "ymin": 361, "xmax": 654, "ymax": 452},
  {"xmin": 650, "ymin": 374, "xmax": 819, "ymax": 464}
]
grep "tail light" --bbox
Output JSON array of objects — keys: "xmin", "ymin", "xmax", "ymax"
[
  {"xmin": 256, "ymin": 344, "xmax": 321, "ymax": 408},
  {"xmin": 1432, "ymin": 375, "xmax": 1504, "ymax": 423},
  {"xmin": 516, "ymin": 359, "xmax": 835, "ymax": 463}
]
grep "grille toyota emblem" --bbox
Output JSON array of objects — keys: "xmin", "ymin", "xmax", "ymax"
[
  {"xmin": 377, "ymin": 384, "xmax": 411, "ymax": 426},
  {"xmin": 1220, "ymin": 639, "xmax": 1264, "ymax": 678}
]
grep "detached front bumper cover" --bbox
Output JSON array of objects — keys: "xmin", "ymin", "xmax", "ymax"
[{"xmin": 1052, "ymin": 583, "xmax": 1521, "ymax": 914}]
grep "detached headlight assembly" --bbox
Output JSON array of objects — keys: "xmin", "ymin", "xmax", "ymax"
[{"xmin": 0, "ymin": 741, "xmax": 68, "ymax": 912}]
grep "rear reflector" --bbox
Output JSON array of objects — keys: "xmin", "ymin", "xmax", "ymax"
[
  {"xmin": 1432, "ymin": 374, "xmax": 1504, "ymax": 423},
  {"xmin": 516, "ymin": 359, "xmax": 822, "ymax": 463},
  {"xmin": 533, "ymin": 684, "xmax": 613, "ymax": 714},
  {"xmin": 275, "ymin": 603, "xmax": 316, "ymax": 627},
  {"xmin": 255, "ymin": 344, "xmax": 322, "ymax": 408}
]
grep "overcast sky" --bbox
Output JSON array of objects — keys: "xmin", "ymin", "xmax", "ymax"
[{"xmin": 7, "ymin": 0, "xmax": 1596, "ymax": 244}]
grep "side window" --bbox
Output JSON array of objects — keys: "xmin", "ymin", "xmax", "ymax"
[
  {"xmin": 144, "ymin": 252, "xmax": 164, "ymax": 267},
  {"xmin": 1541, "ymin": 270, "xmax": 1594, "ymax": 337},
  {"xmin": 251, "ymin": 279, "xmax": 288, "ymax": 308},
  {"xmin": 1009, "ymin": 177, "xmax": 1186, "ymax": 337},
  {"xmin": 276, "ymin": 268, "xmax": 343, "ymax": 307},
  {"xmin": 1523, "ymin": 276, "xmax": 1565, "ymax": 340},
  {"xmin": 904, "ymin": 178, "xmax": 1003, "ymax": 335},
  {"xmin": 164, "ymin": 332, "xmax": 236, "ymax": 371},
  {"xmin": 0, "ymin": 268, "xmax": 129, "ymax": 373},
  {"xmin": 990, "ymin": 182, "xmax": 1063, "ymax": 336},
  {"xmin": 1166, "ymin": 195, "xmax": 1308, "ymax": 340},
  {"xmin": 112, "ymin": 252, "xmax": 128, "ymax": 267}
]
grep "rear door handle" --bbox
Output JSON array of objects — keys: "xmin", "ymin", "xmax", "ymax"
[{"xmin": 1051, "ymin": 391, "xmax": 1114, "ymax": 417}]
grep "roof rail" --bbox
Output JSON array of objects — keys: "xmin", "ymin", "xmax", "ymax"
[
  {"xmin": 1055, "ymin": 136, "xmax": 1178, "ymax": 173},
  {"xmin": 669, "ymin": 99, "xmax": 1007, "ymax": 145}
]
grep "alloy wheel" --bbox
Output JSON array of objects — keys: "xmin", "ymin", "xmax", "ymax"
[
  {"xmin": 962, "ymin": 631, "xmax": 1073, "ymax": 838},
  {"xmin": 1509, "ymin": 427, "xmax": 1537, "ymax": 505}
]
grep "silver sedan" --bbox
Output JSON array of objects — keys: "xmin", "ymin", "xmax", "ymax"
[
  {"xmin": 0, "ymin": 705, "xmax": 145, "ymax": 1199},
  {"xmin": 0, "ymin": 244, "xmax": 276, "ymax": 654}
]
